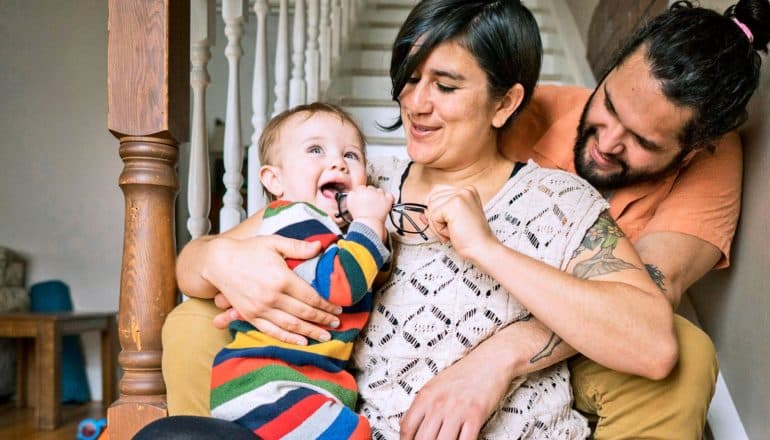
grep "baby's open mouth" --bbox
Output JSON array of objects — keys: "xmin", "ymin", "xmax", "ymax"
[{"xmin": 320, "ymin": 182, "xmax": 346, "ymax": 199}]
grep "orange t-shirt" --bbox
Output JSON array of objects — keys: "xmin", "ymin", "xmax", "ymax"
[{"xmin": 499, "ymin": 85, "xmax": 742, "ymax": 269}]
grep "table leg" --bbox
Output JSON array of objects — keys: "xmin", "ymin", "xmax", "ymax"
[
  {"xmin": 36, "ymin": 322, "xmax": 62, "ymax": 430},
  {"xmin": 15, "ymin": 339, "xmax": 28, "ymax": 408},
  {"xmin": 101, "ymin": 315, "xmax": 117, "ymax": 406}
]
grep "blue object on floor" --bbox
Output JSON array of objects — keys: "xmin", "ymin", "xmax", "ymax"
[
  {"xmin": 77, "ymin": 417, "xmax": 107, "ymax": 440},
  {"xmin": 29, "ymin": 280, "xmax": 92, "ymax": 403}
]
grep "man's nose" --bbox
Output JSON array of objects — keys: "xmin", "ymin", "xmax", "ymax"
[{"xmin": 597, "ymin": 123, "xmax": 626, "ymax": 155}]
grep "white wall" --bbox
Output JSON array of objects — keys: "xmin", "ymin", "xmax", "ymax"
[{"xmin": 0, "ymin": 0, "xmax": 121, "ymax": 400}]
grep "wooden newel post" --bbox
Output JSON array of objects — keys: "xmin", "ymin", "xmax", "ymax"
[{"xmin": 106, "ymin": 0, "xmax": 189, "ymax": 439}]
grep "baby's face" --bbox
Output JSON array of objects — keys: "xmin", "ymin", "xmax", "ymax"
[{"xmin": 272, "ymin": 112, "xmax": 367, "ymax": 220}]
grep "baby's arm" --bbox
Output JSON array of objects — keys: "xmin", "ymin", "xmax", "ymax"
[
  {"xmin": 342, "ymin": 186, "xmax": 393, "ymax": 243},
  {"xmin": 313, "ymin": 186, "xmax": 393, "ymax": 306}
]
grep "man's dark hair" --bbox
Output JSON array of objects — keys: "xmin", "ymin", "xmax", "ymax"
[
  {"xmin": 385, "ymin": 0, "xmax": 542, "ymax": 130},
  {"xmin": 608, "ymin": 0, "xmax": 770, "ymax": 152}
]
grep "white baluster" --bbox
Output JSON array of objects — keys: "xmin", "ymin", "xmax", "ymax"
[
  {"xmin": 305, "ymin": 0, "xmax": 320, "ymax": 102},
  {"xmin": 305, "ymin": 0, "xmax": 321, "ymax": 102},
  {"xmin": 273, "ymin": 0, "xmax": 290, "ymax": 116},
  {"xmin": 290, "ymin": 0, "xmax": 307, "ymax": 107},
  {"xmin": 319, "ymin": 0, "xmax": 331, "ymax": 87},
  {"xmin": 331, "ymin": 0, "xmax": 342, "ymax": 66},
  {"xmin": 220, "ymin": 0, "xmax": 247, "ymax": 232},
  {"xmin": 188, "ymin": 0, "xmax": 215, "ymax": 239},
  {"xmin": 341, "ymin": 0, "xmax": 350, "ymax": 51},
  {"xmin": 349, "ymin": 0, "xmax": 357, "ymax": 32},
  {"xmin": 248, "ymin": 0, "xmax": 269, "ymax": 216}
]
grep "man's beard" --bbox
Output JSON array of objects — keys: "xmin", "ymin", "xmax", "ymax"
[{"xmin": 572, "ymin": 92, "xmax": 687, "ymax": 191}]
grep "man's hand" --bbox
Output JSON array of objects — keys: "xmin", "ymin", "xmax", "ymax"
[{"xmin": 204, "ymin": 234, "xmax": 342, "ymax": 345}]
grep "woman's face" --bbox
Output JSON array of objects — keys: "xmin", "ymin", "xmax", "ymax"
[{"xmin": 399, "ymin": 41, "xmax": 507, "ymax": 168}]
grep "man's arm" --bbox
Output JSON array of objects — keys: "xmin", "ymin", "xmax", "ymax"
[{"xmin": 634, "ymin": 231, "xmax": 721, "ymax": 307}]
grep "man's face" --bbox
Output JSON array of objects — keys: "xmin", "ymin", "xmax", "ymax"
[{"xmin": 574, "ymin": 49, "xmax": 695, "ymax": 191}]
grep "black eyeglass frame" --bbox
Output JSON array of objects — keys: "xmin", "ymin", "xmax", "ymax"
[{"xmin": 334, "ymin": 192, "xmax": 429, "ymax": 240}]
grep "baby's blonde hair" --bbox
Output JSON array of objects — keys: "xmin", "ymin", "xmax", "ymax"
[{"xmin": 258, "ymin": 103, "xmax": 367, "ymax": 201}]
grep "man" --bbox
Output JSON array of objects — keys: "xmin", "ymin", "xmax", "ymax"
[
  {"xmin": 399, "ymin": 2, "xmax": 763, "ymax": 438},
  {"xmin": 165, "ymin": 1, "xmax": 769, "ymax": 438}
]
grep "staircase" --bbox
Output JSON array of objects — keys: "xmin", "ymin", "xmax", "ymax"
[{"xmin": 323, "ymin": 0, "xmax": 592, "ymax": 158}]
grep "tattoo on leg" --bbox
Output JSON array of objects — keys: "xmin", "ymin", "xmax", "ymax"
[
  {"xmin": 645, "ymin": 264, "xmax": 667, "ymax": 293},
  {"xmin": 530, "ymin": 332, "xmax": 562, "ymax": 363},
  {"xmin": 571, "ymin": 212, "xmax": 639, "ymax": 279}
]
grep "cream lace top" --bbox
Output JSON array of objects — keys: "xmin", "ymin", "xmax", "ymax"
[{"xmin": 353, "ymin": 157, "xmax": 608, "ymax": 439}]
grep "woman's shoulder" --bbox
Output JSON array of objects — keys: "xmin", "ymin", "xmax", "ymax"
[
  {"xmin": 518, "ymin": 160, "xmax": 603, "ymax": 198},
  {"xmin": 366, "ymin": 154, "xmax": 411, "ymax": 191},
  {"xmin": 496, "ymin": 160, "xmax": 608, "ymax": 215}
]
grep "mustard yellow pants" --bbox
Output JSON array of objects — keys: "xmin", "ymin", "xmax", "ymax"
[{"xmin": 162, "ymin": 298, "xmax": 718, "ymax": 439}]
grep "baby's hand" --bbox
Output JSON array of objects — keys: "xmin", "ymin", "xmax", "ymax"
[{"xmin": 346, "ymin": 186, "xmax": 394, "ymax": 223}]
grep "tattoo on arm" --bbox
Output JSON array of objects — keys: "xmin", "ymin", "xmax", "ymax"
[
  {"xmin": 571, "ymin": 212, "xmax": 639, "ymax": 279},
  {"xmin": 645, "ymin": 264, "xmax": 668, "ymax": 293},
  {"xmin": 530, "ymin": 332, "xmax": 562, "ymax": 363}
]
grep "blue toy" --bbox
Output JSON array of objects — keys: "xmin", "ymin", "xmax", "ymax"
[{"xmin": 77, "ymin": 417, "xmax": 107, "ymax": 440}]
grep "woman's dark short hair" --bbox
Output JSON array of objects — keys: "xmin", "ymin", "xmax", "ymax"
[
  {"xmin": 385, "ymin": 0, "xmax": 542, "ymax": 130},
  {"xmin": 608, "ymin": 0, "xmax": 770, "ymax": 152}
]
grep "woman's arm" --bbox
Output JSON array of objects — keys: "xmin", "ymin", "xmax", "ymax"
[
  {"xmin": 426, "ymin": 186, "xmax": 677, "ymax": 378},
  {"xmin": 400, "ymin": 316, "xmax": 576, "ymax": 440},
  {"xmin": 175, "ymin": 212, "xmax": 343, "ymax": 345}
]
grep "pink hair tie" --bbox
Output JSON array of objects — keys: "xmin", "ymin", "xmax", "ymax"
[{"xmin": 732, "ymin": 17, "xmax": 754, "ymax": 44}]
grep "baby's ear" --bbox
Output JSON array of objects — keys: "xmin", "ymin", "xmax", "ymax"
[{"xmin": 259, "ymin": 165, "xmax": 284, "ymax": 199}]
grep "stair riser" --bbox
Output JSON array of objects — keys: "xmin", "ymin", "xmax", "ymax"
[
  {"xmin": 357, "ymin": 27, "xmax": 400, "ymax": 46},
  {"xmin": 348, "ymin": 75, "xmax": 393, "ymax": 100},
  {"xmin": 541, "ymin": 52, "xmax": 569, "ymax": 76},
  {"xmin": 345, "ymin": 49, "xmax": 393, "ymax": 70}
]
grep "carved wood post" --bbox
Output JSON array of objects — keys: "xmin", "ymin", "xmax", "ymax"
[{"xmin": 106, "ymin": 1, "xmax": 189, "ymax": 439}]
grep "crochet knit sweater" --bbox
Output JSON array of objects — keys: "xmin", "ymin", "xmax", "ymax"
[{"xmin": 353, "ymin": 157, "xmax": 608, "ymax": 439}]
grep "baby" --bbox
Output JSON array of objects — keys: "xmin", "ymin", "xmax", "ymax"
[{"xmin": 209, "ymin": 103, "xmax": 393, "ymax": 439}]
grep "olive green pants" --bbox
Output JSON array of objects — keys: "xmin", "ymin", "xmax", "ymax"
[{"xmin": 162, "ymin": 298, "xmax": 717, "ymax": 439}]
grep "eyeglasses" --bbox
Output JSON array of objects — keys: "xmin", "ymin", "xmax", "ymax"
[{"xmin": 335, "ymin": 192, "xmax": 429, "ymax": 240}]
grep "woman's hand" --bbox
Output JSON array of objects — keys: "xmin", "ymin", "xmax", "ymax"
[
  {"xmin": 400, "ymin": 342, "xmax": 515, "ymax": 440},
  {"xmin": 203, "ymin": 234, "xmax": 342, "ymax": 345},
  {"xmin": 426, "ymin": 185, "xmax": 498, "ymax": 261}
]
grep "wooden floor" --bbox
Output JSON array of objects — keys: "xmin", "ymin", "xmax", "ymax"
[{"xmin": 0, "ymin": 400, "xmax": 106, "ymax": 440}]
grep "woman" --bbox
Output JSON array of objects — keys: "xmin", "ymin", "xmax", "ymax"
[{"xmin": 161, "ymin": 1, "xmax": 674, "ymax": 438}]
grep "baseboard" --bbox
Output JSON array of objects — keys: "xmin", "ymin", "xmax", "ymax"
[
  {"xmin": 708, "ymin": 373, "xmax": 749, "ymax": 440},
  {"xmin": 678, "ymin": 294, "xmax": 748, "ymax": 440}
]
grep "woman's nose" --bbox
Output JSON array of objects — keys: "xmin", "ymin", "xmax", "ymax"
[{"xmin": 401, "ymin": 81, "xmax": 431, "ymax": 115}]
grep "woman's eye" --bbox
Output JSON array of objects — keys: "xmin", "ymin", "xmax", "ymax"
[
  {"xmin": 437, "ymin": 83, "xmax": 456, "ymax": 93},
  {"xmin": 307, "ymin": 145, "xmax": 323, "ymax": 154},
  {"xmin": 406, "ymin": 77, "xmax": 420, "ymax": 84}
]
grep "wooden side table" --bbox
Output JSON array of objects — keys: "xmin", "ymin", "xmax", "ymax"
[{"xmin": 0, "ymin": 311, "xmax": 117, "ymax": 430}]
